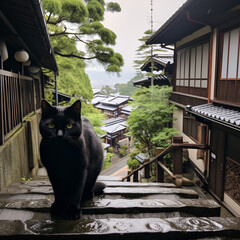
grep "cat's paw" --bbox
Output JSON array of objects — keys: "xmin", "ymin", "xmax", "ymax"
[{"xmin": 63, "ymin": 205, "xmax": 81, "ymax": 220}]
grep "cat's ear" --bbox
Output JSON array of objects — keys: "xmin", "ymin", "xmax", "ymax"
[
  {"xmin": 69, "ymin": 100, "xmax": 81, "ymax": 119},
  {"xmin": 41, "ymin": 100, "xmax": 55, "ymax": 119}
]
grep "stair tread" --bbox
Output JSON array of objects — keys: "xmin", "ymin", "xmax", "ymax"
[
  {"xmin": 1, "ymin": 198, "xmax": 218, "ymax": 210},
  {"xmin": 104, "ymin": 186, "xmax": 199, "ymax": 198},
  {"xmin": 0, "ymin": 217, "xmax": 240, "ymax": 238}
]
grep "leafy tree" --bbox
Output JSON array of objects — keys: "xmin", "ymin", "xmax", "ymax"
[
  {"xmin": 126, "ymin": 86, "xmax": 178, "ymax": 156},
  {"xmin": 114, "ymin": 72, "xmax": 144, "ymax": 97},
  {"xmin": 42, "ymin": 0, "xmax": 124, "ymax": 72},
  {"xmin": 41, "ymin": 0, "xmax": 123, "ymax": 132},
  {"xmin": 100, "ymin": 85, "xmax": 116, "ymax": 95},
  {"xmin": 133, "ymin": 29, "xmax": 165, "ymax": 73}
]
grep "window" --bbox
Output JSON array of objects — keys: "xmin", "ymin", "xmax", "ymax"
[
  {"xmin": 220, "ymin": 27, "xmax": 240, "ymax": 80},
  {"xmin": 176, "ymin": 42, "xmax": 209, "ymax": 88},
  {"xmin": 183, "ymin": 112, "xmax": 207, "ymax": 143}
]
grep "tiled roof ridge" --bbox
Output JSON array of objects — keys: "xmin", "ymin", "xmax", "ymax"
[{"xmin": 191, "ymin": 103, "xmax": 240, "ymax": 127}]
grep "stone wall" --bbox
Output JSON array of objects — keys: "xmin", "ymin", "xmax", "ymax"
[{"xmin": 0, "ymin": 113, "xmax": 41, "ymax": 191}]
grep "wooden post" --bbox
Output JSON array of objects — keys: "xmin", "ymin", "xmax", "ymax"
[
  {"xmin": 156, "ymin": 148, "xmax": 164, "ymax": 182},
  {"xmin": 127, "ymin": 170, "xmax": 131, "ymax": 182},
  {"xmin": 0, "ymin": 73, "xmax": 4, "ymax": 145},
  {"xmin": 133, "ymin": 171, "xmax": 138, "ymax": 182},
  {"xmin": 156, "ymin": 158, "xmax": 164, "ymax": 182},
  {"xmin": 173, "ymin": 136, "xmax": 183, "ymax": 187},
  {"xmin": 144, "ymin": 163, "xmax": 150, "ymax": 179}
]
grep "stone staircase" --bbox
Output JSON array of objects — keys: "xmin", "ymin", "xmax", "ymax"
[{"xmin": 0, "ymin": 175, "xmax": 240, "ymax": 239}]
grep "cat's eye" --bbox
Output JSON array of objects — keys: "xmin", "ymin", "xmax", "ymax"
[
  {"xmin": 48, "ymin": 123, "xmax": 55, "ymax": 129},
  {"xmin": 66, "ymin": 123, "xmax": 73, "ymax": 129}
]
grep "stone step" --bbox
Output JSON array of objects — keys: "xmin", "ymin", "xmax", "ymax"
[
  {"xmin": 97, "ymin": 176, "xmax": 122, "ymax": 182},
  {"xmin": 82, "ymin": 198, "xmax": 220, "ymax": 217},
  {"xmin": 0, "ymin": 217, "xmax": 240, "ymax": 239},
  {"xmin": 102, "ymin": 181, "xmax": 176, "ymax": 188},
  {"xmin": 104, "ymin": 187, "xmax": 199, "ymax": 198},
  {"xmin": 0, "ymin": 197, "xmax": 220, "ymax": 218}
]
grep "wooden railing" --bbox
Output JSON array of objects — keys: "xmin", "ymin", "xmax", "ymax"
[
  {"xmin": 0, "ymin": 70, "xmax": 42, "ymax": 145},
  {"xmin": 122, "ymin": 136, "xmax": 209, "ymax": 187}
]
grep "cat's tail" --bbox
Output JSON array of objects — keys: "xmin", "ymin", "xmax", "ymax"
[{"xmin": 93, "ymin": 182, "xmax": 106, "ymax": 196}]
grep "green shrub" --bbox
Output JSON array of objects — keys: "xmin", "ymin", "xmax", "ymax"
[
  {"xmin": 127, "ymin": 159, "xmax": 140, "ymax": 171},
  {"xmin": 108, "ymin": 147, "xmax": 114, "ymax": 153},
  {"xmin": 103, "ymin": 152, "xmax": 115, "ymax": 170},
  {"xmin": 118, "ymin": 148, "xmax": 126, "ymax": 157},
  {"xmin": 121, "ymin": 145, "xmax": 129, "ymax": 151}
]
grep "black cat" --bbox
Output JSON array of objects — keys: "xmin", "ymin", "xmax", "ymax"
[{"xmin": 39, "ymin": 100, "xmax": 105, "ymax": 220}]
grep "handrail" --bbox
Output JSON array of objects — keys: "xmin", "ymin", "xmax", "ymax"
[
  {"xmin": 122, "ymin": 142, "xmax": 210, "ymax": 182},
  {"xmin": 122, "ymin": 144, "xmax": 173, "ymax": 181}
]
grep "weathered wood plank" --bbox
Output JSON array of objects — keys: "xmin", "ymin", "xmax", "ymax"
[
  {"xmin": 104, "ymin": 187, "xmax": 199, "ymax": 198},
  {"xmin": 0, "ymin": 217, "xmax": 239, "ymax": 239}
]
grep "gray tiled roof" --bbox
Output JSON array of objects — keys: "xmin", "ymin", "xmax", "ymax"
[
  {"xmin": 190, "ymin": 103, "xmax": 240, "ymax": 127},
  {"xmin": 94, "ymin": 103, "xmax": 117, "ymax": 111},
  {"xmin": 101, "ymin": 121, "xmax": 127, "ymax": 134}
]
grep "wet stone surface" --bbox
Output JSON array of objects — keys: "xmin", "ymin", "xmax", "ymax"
[
  {"xmin": 22, "ymin": 217, "xmax": 240, "ymax": 236},
  {"xmin": 104, "ymin": 187, "xmax": 199, "ymax": 198},
  {"xmin": 3, "ymin": 199, "xmax": 53, "ymax": 210},
  {"xmin": 102, "ymin": 181, "xmax": 176, "ymax": 188},
  {"xmin": 0, "ymin": 220, "xmax": 26, "ymax": 235}
]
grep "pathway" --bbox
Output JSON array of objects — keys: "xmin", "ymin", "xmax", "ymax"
[
  {"xmin": 101, "ymin": 155, "xmax": 129, "ymax": 177},
  {"xmin": 0, "ymin": 172, "xmax": 239, "ymax": 239}
]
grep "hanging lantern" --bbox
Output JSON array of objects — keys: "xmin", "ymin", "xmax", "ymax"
[
  {"xmin": 14, "ymin": 50, "xmax": 29, "ymax": 63},
  {"xmin": 0, "ymin": 40, "xmax": 8, "ymax": 62},
  {"xmin": 28, "ymin": 65, "xmax": 40, "ymax": 73},
  {"xmin": 23, "ymin": 59, "xmax": 31, "ymax": 66}
]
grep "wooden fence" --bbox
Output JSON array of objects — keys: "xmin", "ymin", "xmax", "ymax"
[
  {"xmin": 122, "ymin": 136, "xmax": 210, "ymax": 187},
  {"xmin": 0, "ymin": 69, "xmax": 42, "ymax": 145}
]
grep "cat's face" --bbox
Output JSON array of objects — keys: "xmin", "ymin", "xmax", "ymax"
[{"xmin": 39, "ymin": 100, "xmax": 82, "ymax": 140}]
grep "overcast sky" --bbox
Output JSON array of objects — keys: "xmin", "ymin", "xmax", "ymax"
[{"xmin": 87, "ymin": 0, "xmax": 187, "ymax": 89}]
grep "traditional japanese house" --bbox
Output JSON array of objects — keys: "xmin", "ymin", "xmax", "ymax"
[
  {"xmin": 133, "ymin": 54, "xmax": 173, "ymax": 87},
  {"xmin": 94, "ymin": 94, "xmax": 131, "ymax": 118},
  {"xmin": 100, "ymin": 117, "xmax": 128, "ymax": 147},
  {"xmin": 147, "ymin": 0, "xmax": 240, "ymax": 216},
  {"xmin": 0, "ymin": 0, "xmax": 58, "ymax": 190}
]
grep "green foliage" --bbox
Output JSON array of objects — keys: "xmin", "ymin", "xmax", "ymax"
[
  {"xmin": 134, "ymin": 29, "xmax": 166, "ymax": 72},
  {"xmin": 127, "ymin": 86, "xmax": 178, "ymax": 155},
  {"xmin": 127, "ymin": 159, "xmax": 140, "ymax": 171},
  {"xmin": 100, "ymin": 86, "xmax": 116, "ymax": 95},
  {"xmin": 42, "ymin": 0, "xmax": 123, "ymax": 72},
  {"xmin": 114, "ymin": 72, "xmax": 144, "ymax": 97},
  {"xmin": 127, "ymin": 149, "xmax": 140, "ymax": 171},
  {"xmin": 121, "ymin": 145, "xmax": 129, "ymax": 151},
  {"xmin": 108, "ymin": 147, "xmax": 114, "ymax": 153},
  {"xmin": 107, "ymin": 2, "xmax": 121, "ymax": 12},
  {"xmin": 103, "ymin": 152, "xmax": 115, "ymax": 169},
  {"xmin": 85, "ymin": 111, "xmax": 106, "ymax": 135}
]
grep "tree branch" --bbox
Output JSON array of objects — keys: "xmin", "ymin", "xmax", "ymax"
[
  {"xmin": 47, "ymin": 16, "xmax": 66, "ymax": 25},
  {"xmin": 54, "ymin": 51, "xmax": 97, "ymax": 60},
  {"xmin": 46, "ymin": 12, "xmax": 52, "ymax": 23}
]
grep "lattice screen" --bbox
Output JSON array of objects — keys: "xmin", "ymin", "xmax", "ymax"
[{"xmin": 225, "ymin": 157, "xmax": 240, "ymax": 206}]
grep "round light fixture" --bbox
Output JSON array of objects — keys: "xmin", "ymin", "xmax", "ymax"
[{"xmin": 14, "ymin": 50, "xmax": 29, "ymax": 63}]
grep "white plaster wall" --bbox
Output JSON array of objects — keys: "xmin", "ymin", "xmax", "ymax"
[
  {"xmin": 173, "ymin": 107, "xmax": 205, "ymax": 172},
  {"xmin": 210, "ymin": 28, "xmax": 218, "ymax": 101},
  {"xmin": 224, "ymin": 193, "xmax": 240, "ymax": 216}
]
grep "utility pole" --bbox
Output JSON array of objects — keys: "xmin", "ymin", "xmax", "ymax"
[{"xmin": 150, "ymin": 0, "xmax": 154, "ymax": 86}]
